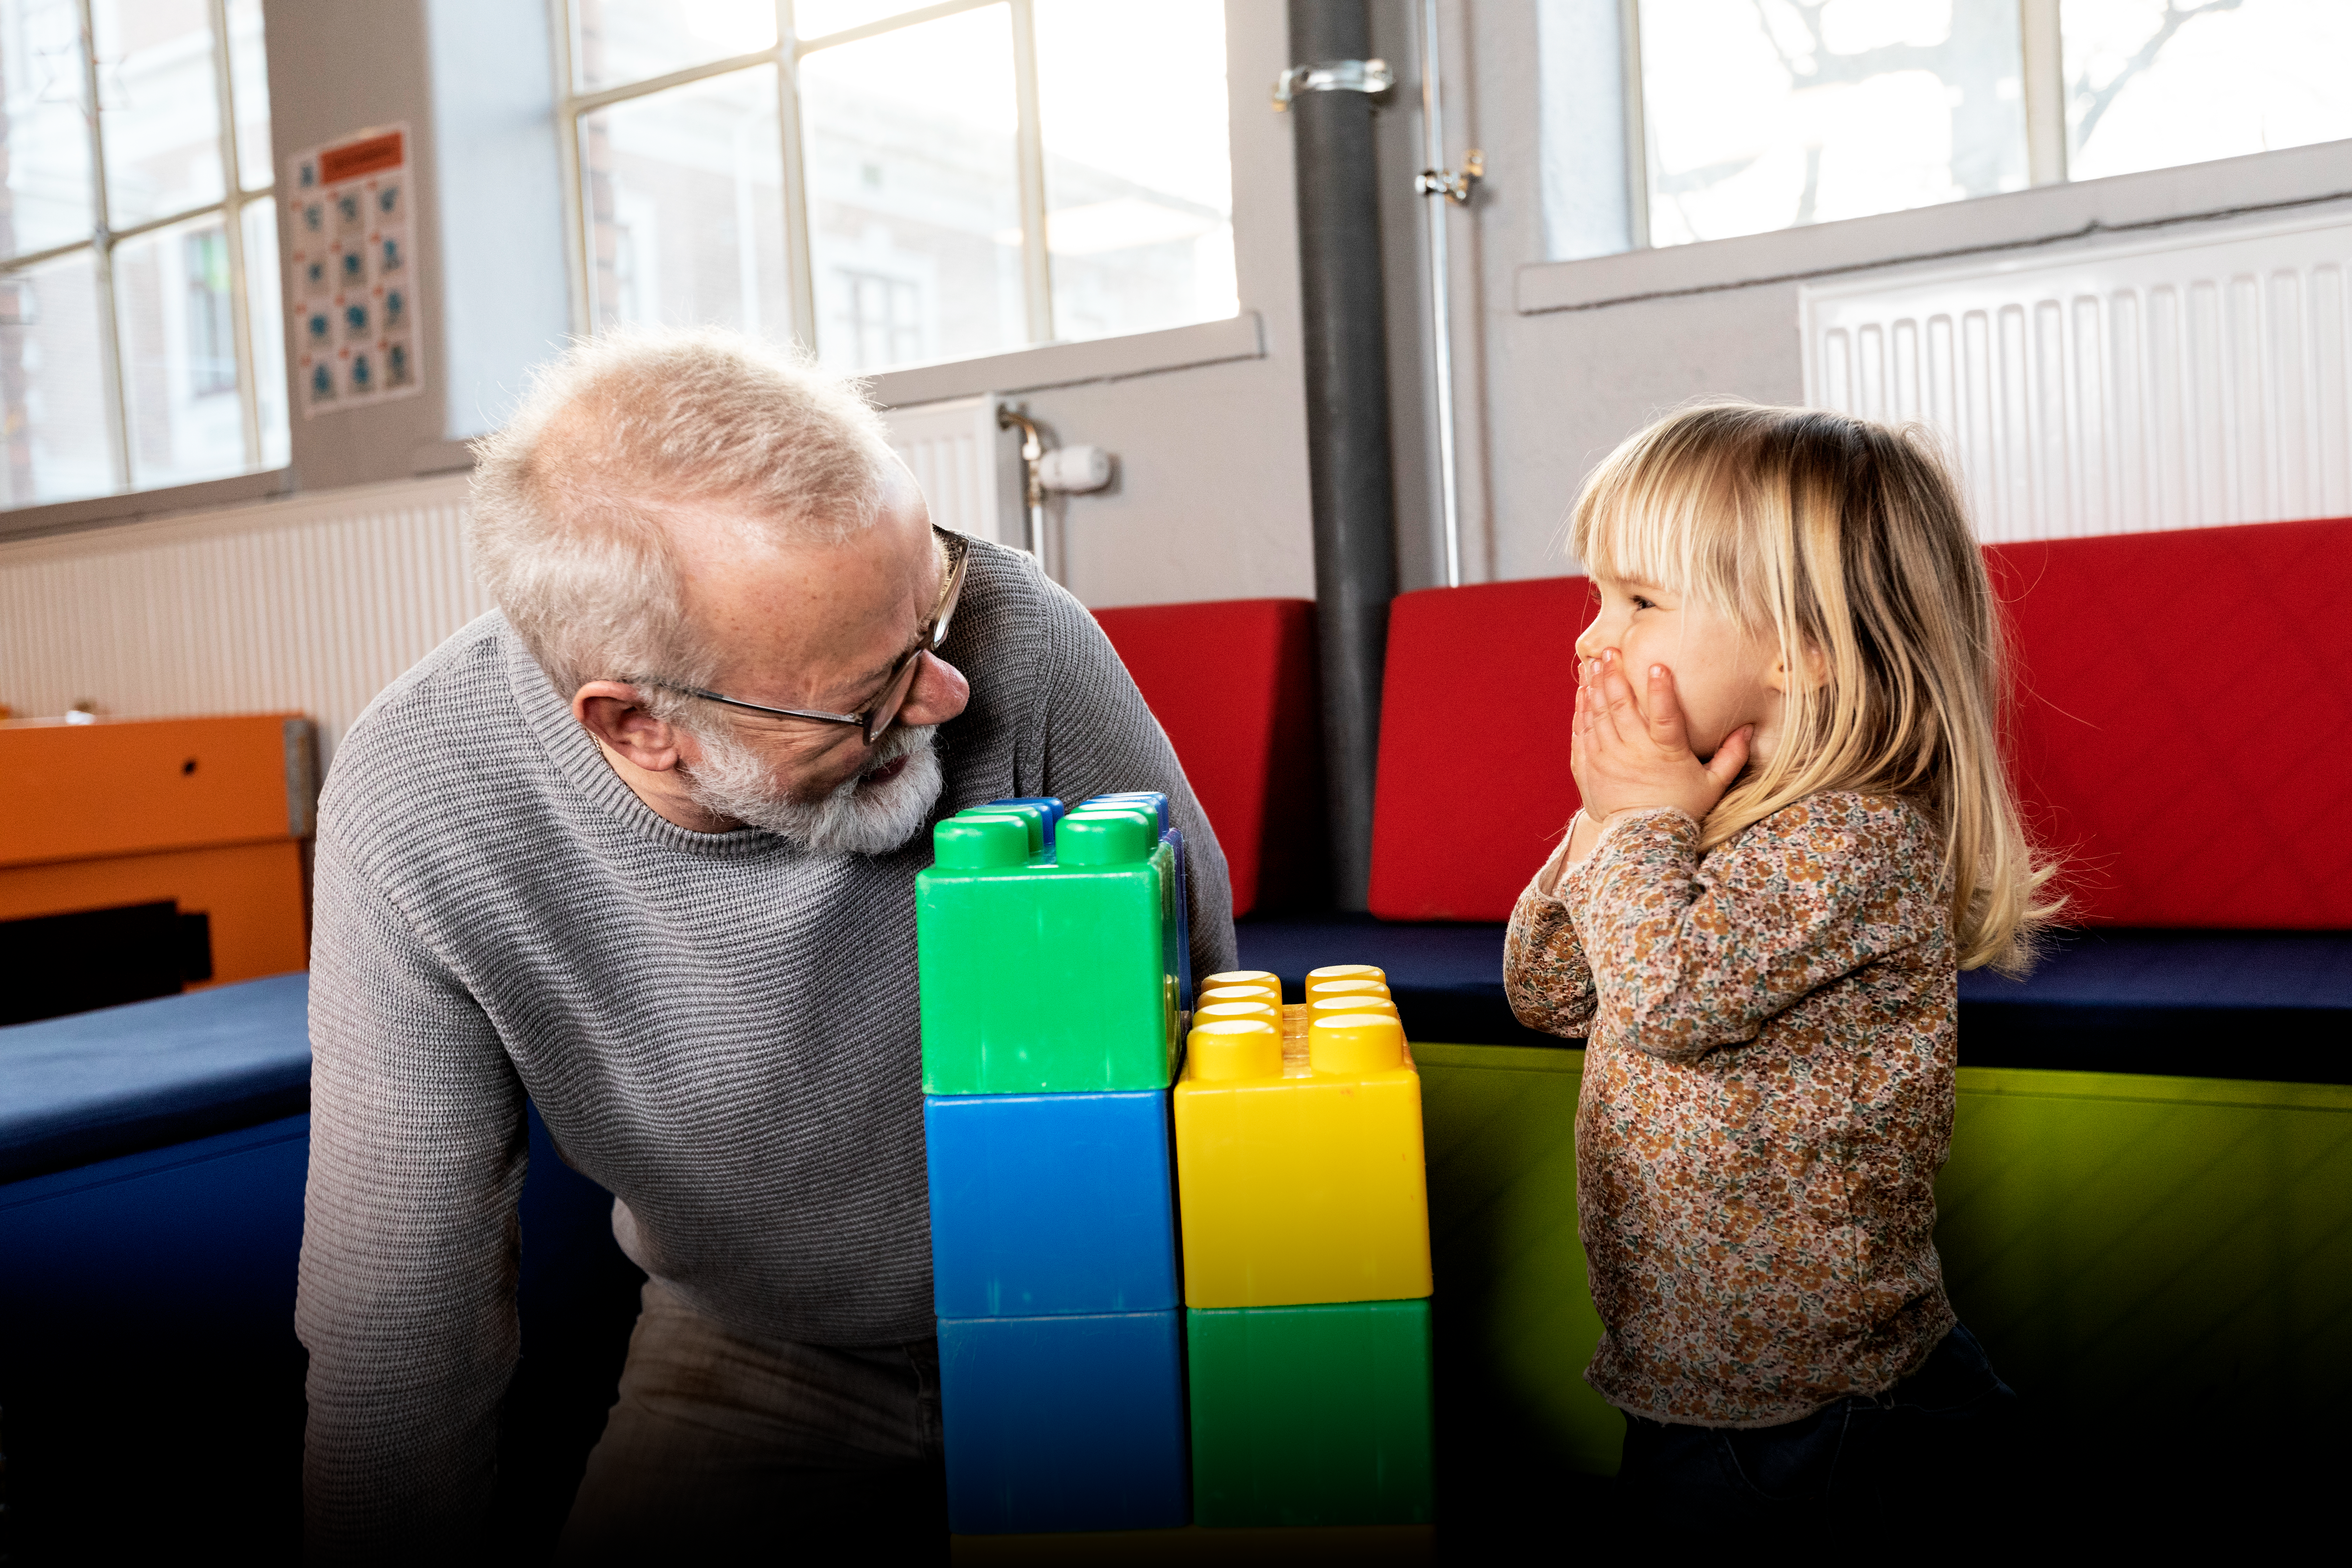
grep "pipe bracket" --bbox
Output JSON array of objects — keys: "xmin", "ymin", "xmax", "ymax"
[{"xmin": 1272, "ymin": 57, "xmax": 1393, "ymax": 111}]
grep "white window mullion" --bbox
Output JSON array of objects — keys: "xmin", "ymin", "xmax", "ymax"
[
  {"xmin": 1008, "ymin": 0, "xmax": 1052, "ymax": 345},
  {"xmin": 1618, "ymin": 0, "xmax": 1651, "ymax": 251},
  {"xmin": 550, "ymin": 0, "xmax": 594, "ymax": 337},
  {"xmin": 2021, "ymin": 0, "xmax": 2068, "ymax": 187},
  {"xmin": 208, "ymin": 0, "xmax": 262, "ymax": 469},
  {"xmin": 79, "ymin": 0, "xmax": 131, "ymax": 490},
  {"xmin": 776, "ymin": 1, "xmax": 817, "ymax": 353}
]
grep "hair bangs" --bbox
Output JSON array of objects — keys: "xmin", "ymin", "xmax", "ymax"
[{"xmin": 1571, "ymin": 410, "xmax": 1765, "ymax": 630}]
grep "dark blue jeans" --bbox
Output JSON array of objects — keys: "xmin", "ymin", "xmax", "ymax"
[{"xmin": 1615, "ymin": 1323, "xmax": 2019, "ymax": 1527}]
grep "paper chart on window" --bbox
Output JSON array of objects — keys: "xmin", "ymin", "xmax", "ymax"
[{"xmin": 286, "ymin": 123, "xmax": 422, "ymax": 417}]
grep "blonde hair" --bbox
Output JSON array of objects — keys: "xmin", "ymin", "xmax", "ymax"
[
  {"xmin": 1569, "ymin": 401, "xmax": 2058, "ymax": 973},
  {"xmin": 468, "ymin": 326, "xmax": 899, "ymax": 701}
]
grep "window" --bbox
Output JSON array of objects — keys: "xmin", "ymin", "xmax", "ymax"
[
  {"xmin": 1539, "ymin": 0, "xmax": 2352, "ymax": 261},
  {"xmin": 1633, "ymin": 0, "xmax": 2028, "ymax": 248},
  {"xmin": 558, "ymin": 0, "xmax": 1237, "ymax": 375},
  {"xmin": 2063, "ymin": 0, "xmax": 2352, "ymax": 181},
  {"xmin": 0, "ymin": 0, "xmax": 285, "ymax": 510}
]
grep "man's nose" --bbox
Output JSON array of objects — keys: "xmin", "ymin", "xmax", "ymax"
[{"xmin": 897, "ymin": 650, "xmax": 970, "ymax": 729}]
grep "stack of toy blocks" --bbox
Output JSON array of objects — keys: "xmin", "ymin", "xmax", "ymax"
[
  {"xmin": 916, "ymin": 791, "xmax": 1194, "ymax": 1534},
  {"xmin": 1174, "ymin": 964, "xmax": 1437, "ymax": 1527}
]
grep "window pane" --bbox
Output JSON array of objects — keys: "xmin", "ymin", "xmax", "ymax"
[
  {"xmin": 244, "ymin": 195, "xmax": 286, "ymax": 468},
  {"xmin": 94, "ymin": 0, "xmax": 226, "ymax": 230},
  {"xmin": 2063, "ymin": 0, "xmax": 2352, "ymax": 182},
  {"xmin": 802, "ymin": 5, "xmax": 1024, "ymax": 371},
  {"xmin": 1035, "ymin": 0, "xmax": 1234, "ymax": 344},
  {"xmin": 226, "ymin": 0, "xmax": 270, "ymax": 192},
  {"xmin": 793, "ymin": 0, "xmax": 935, "ymax": 40},
  {"xmin": 114, "ymin": 213, "xmax": 248, "ymax": 488},
  {"xmin": 0, "ymin": 0, "xmax": 95, "ymax": 260},
  {"xmin": 572, "ymin": 0, "xmax": 778, "ymax": 93},
  {"xmin": 0, "ymin": 252, "xmax": 113, "ymax": 506},
  {"xmin": 580, "ymin": 65, "xmax": 789, "ymax": 338},
  {"xmin": 1637, "ymin": 0, "xmax": 2028, "ymax": 247}
]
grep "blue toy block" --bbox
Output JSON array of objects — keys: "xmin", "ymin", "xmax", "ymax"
[
  {"xmin": 1084, "ymin": 791, "xmax": 1167, "ymax": 829},
  {"xmin": 939, "ymin": 1309, "xmax": 1190, "ymax": 1534},
  {"xmin": 925, "ymin": 1090, "xmax": 1178, "ymax": 1317},
  {"xmin": 986, "ymin": 796, "xmax": 1066, "ymax": 849}
]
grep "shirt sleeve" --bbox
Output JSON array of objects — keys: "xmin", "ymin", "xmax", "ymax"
[
  {"xmin": 1028, "ymin": 570, "xmax": 1240, "ymax": 987},
  {"xmin": 1571, "ymin": 797, "xmax": 1943, "ymax": 1062},
  {"xmin": 1504, "ymin": 831, "xmax": 1599, "ymax": 1040},
  {"xmin": 298, "ymin": 825, "xmax": 527, "ymax": 1561}
]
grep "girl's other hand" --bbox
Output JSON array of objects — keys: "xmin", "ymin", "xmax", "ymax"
[{"xmin": 1573, "ymin": 649, "xmax": 1751, "ymax": 830}]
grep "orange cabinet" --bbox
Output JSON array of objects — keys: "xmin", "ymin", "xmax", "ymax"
[{"xmin": 0, "ymin": 714, "xmax": 316, "ymax": 988}]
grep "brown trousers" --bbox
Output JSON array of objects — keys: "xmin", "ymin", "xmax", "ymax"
[{"xmin": 555, "ymin": 1279, "xmax": 947, "ymax": 1562}]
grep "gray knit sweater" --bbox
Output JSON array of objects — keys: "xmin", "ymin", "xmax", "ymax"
[{"xmin": 297, "ymin": 541, "xmax": 1236, "ymax": 1552}]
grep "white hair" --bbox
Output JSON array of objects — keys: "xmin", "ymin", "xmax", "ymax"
[
  {"xmin": 682, "ymin": 721, "xmax": 945, "ymax": 854},
  {"xmin": 467, "ymin": 326, "xmax": 900, "ymax": 703}
]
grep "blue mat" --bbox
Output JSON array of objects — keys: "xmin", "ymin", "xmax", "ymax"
[
  {"xmin": 1237, "ymin": 917, "xmax": 2352, "ymax": 1084},
  {"xmin": 0, "ymin": 972, "xmax": 312, "ymax": 1183}
]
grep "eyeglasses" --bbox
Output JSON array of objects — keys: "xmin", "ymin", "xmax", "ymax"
[{"xmin": 636, "ymin": 524, "xmax": 969, "ymax": 746}]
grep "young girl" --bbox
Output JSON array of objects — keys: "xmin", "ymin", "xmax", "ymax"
[{"xmin": 1504, "ymin": 402, "xmax": 2052, "ymax": 1520}]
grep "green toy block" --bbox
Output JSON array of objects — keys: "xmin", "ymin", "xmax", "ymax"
[
  {"xmin": 1186, "ymin": 1299, "xmax": 1435, "ymax": 1527},
  {"xmin": 961, "ymin": 804, "xmax": 1046, "ymax": 855},
  {"xmin": 918, "ymin": 807, "xmax": 1179, "ymax": 1094}
]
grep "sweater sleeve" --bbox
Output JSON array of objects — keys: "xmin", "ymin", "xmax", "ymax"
[
  {"xmin": 1026, "ymin": 570, "xmax": 1239, "ymax": 987},
  {"xmin": 1503, "ymin": 832, "xmax": 1598, "ymax": 1041},
  {"xmin": 298, "ymin": 824, "xmax": 528, "ymax": 1561},
  {"xmin": 1571, "ymin": 796, "xmax": 1943, "ymax": 1062}
]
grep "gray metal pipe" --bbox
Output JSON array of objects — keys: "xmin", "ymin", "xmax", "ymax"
[{"xmin": 1285, "ymin": 0, "xmax": 1398, "ymax": 912}]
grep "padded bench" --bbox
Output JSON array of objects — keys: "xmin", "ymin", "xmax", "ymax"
[
  {"xmin": 0, "ymin": 976, "xmax": 643, "ymax": 1559},
  {"xmin": 1236, "ymin": 917, "xmax": 2352, "ymax": 1083},
  {"xmin": 0, "ymin": 973, "xmax": 313, "ymax": 1183},
  {"xmin": 1092, "ymin": 598, "xmax": 1322, "ymax": 918},
  {"xmin": 1246, "ymin": 515, "xmax": 2352, "ymax": 1074}
]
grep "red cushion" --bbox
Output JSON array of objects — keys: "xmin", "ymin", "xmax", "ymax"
[
  {"xmin": 1991, "ymin": 517, "xmax": 2352, "ymax": 927},
  {"xmin": 1368, "ymin": 576, "xmax": 1591, "ymax": 921},
  {"xmin": 1091, "ymin": 599, "xmax": 1322, "ymax": 919}
]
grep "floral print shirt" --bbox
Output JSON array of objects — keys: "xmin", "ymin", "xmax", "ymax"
[{"xmin": 1503, "ymin": 792, "xmax": 1958, "ymax": 1427}]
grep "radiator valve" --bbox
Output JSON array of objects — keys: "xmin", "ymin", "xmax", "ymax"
[{"xmin": 1036, "ymin": 444, "xmax": 1115, "ymax": 494}]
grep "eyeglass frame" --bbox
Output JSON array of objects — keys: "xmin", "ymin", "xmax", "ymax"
[{"xmin": 629, "ymin": 524, "xmax": 970, "ymax": 746}]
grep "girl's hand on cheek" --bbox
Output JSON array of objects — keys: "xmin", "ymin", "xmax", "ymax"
[{"xmin": 1572, "ymin": 650, "xmax": 1752, "ymax": 829}]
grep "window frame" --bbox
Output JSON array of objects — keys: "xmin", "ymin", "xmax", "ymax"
[
  {"xmin": 0, "ymin": 0, "xmax": 278, "ymax": 503},
  {"xmin": 550, "ymin": 0, "xmax": 1076, "ymax": 362}
]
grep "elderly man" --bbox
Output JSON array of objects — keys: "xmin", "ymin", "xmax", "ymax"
[{"xmin": 298, "ymin": 328, "xmax": 1235, "ymax": 1558}]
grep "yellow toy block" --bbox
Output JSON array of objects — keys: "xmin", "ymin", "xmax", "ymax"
[
  {"xmin": 1197, "ymin": 999, "xmax": 1282, "ymax": 1028},
  {"xmin": 1199, "ymin": 975, "xmax": 1282, "ymax": 1009},
  {"xmin": 1309, "ymin": 993, "xmax": 1398, "ymax": 1021},
  {"xmin": 1172, "ymin": 1004, "xmax": 1433, "ymax": 1309},
  {"xmin": 1305, "ymin": 977, "xmax": 1390, "ymax": 1005}
]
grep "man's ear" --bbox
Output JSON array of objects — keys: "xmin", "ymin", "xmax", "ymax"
[{"xmin": 574, "ymin": 682, "xmax": 688, "ymax": 773}]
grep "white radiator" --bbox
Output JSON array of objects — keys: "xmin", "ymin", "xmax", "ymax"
[
  {"xmin": 0, "ymin": 474, "xmax": 487, "ymax": 767},
  {"xmin": 1801, "ymin": 213, "xmax": 2352, "ymax": 544},
  {"xmin": 881, "ymin": 395, "xmax": 1021, "ymax": 549}
]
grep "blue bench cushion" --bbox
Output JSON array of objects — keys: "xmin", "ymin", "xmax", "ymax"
[
  {"xmin": 1235, "ymin": 919, "xmax": 2352, "ymax": 1085},
  {"xmin": 0, "ymin": 972, "xmax": 312, "ymax": 1183}
]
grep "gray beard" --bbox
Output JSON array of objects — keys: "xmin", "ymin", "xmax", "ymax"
[{"xmin": 681, "ymin": 722, "xmax": 944, "ymax": 855}]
